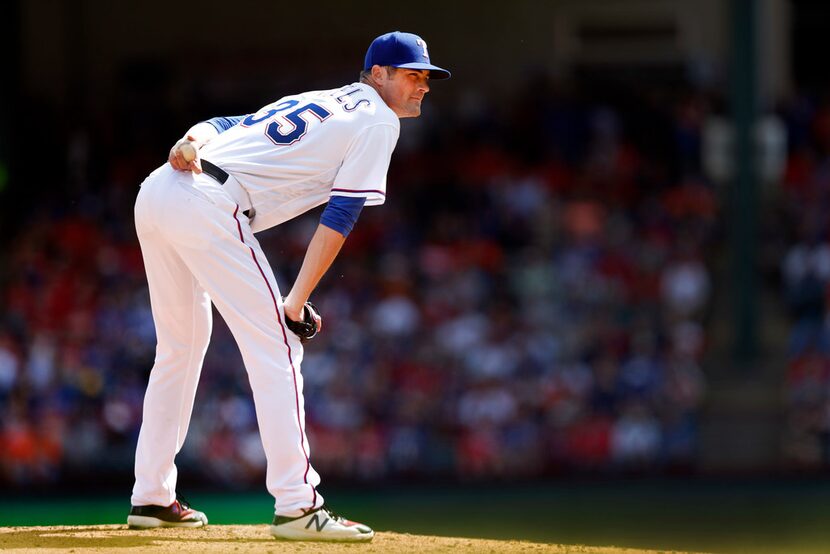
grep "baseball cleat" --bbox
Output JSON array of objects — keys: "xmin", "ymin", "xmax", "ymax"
[
  {"xmin": 127, "ymin": 497, "xmax": 208, "ymax": 529},
  {"xmin": 270, "ymin": 505, "xmax": 374, "ymax": 542}
]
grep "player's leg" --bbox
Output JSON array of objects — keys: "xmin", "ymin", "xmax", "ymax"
[
  {"xmin": 164, "ymin": 181, "xmax": 372, "ymax": 540},
  {"xmin": 174, "ymin": 202, "xmax": 323, "ymax": 517},
  {"xmin": 130, "ymin": 171, "xmax": 213, "ymax": 514}
]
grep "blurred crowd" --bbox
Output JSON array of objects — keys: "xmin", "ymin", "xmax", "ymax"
[
  {"xmin": 0, "ymin": 75, "xmax": 712, "ymax": 488},
  {"xmin": 779, "ymin": 92, "xmax": 830, "ymax": 468}
]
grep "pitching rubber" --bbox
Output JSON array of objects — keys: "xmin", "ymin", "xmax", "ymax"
[{"xmin": 269, "ymin": 524, "xmax": 374, "ymax": 542}]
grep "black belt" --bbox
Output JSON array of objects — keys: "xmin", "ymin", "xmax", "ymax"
[
  {"xmin": 201, "ymin": 159, "xmax": 228, "ymax": 184},
  {"xmin": 201, "ymin": 159, "xmax": 253, "ymax": 219}
]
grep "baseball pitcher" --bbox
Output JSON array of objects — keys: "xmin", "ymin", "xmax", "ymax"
[{"xmin": 127, "ymin": 31, "xmax": 450, "ymax": 541}]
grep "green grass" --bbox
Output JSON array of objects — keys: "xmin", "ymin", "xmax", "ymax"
[{"xmin": 2, "ymin": 480, "xmax": 830, "ymax": 553}]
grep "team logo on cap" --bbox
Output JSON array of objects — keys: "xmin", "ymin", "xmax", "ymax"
[{"xmin": 416, "ymin": 39, "xmax": 429, "ymax": 59}]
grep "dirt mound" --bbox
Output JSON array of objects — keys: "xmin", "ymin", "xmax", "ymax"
[{"xmin": 0, "ymin": 525, "xmax": 697, "ymax": 553}]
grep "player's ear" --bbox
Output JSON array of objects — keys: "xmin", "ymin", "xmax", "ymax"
[{"xmin": 370, "ymin": 64, "xmax": 386, "ymax": 84}]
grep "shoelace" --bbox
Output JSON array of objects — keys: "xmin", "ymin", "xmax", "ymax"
[
  {"xmin": 319, "ymin": 505, "xmax": 347, "ymax": 524},
  {"xmin": 176, "ymin": 494, "xmax": 193, "ymax": 510}
]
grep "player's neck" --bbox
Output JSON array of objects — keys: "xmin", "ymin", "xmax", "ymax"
[
  {"xmin": 360, "ymin": 77, "xmax": 379, "ymax": 94},
  {"xmin": 359, "ymin": 78, "xmax": 404, "ymax": 119}
]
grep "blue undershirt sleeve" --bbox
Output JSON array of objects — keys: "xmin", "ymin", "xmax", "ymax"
[
  {"xmin": 204, "ymin": 115, "xmax": 247, "ymax": 134},
  {"xmin": 320, "ymin": 196, "xmax": 366, "ymax": 237}
]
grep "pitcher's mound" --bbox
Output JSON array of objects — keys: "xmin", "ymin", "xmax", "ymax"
[{"xmin": 0, "ymin": 525, "xmax": 699, "ymax": 553}]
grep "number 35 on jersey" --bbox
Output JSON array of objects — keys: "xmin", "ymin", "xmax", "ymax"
[{"xmin": 242, "ymin": 100, "xmax": 332, "ymax": 146}]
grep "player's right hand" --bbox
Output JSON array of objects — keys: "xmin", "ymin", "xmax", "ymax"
[{"xmin": 169, "ymin": 135, "xmax": 203, "ymax": 173}]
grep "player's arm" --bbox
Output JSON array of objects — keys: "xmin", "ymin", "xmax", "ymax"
[
  {"xmin": 283, "ymin": 197, "xmax": 366, "ymax": 329},
  {"xmin": 169, "ymin": 115, "xmax": 247, "ymax": 173}
]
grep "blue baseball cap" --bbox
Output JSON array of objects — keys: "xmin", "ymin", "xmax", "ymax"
[{"xmin": 364, "ymin": 31, "xmax": 451, "ymax": 80}]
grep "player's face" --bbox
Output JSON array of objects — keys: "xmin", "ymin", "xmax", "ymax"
[{"xmin": 376, "ymin": 68, "xmax": 430, "ymax": 118}]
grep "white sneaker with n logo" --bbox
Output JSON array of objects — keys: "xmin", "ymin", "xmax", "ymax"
[{"xmin": 270, "ymin": 505, "xmax": 374, "ymax": 542}]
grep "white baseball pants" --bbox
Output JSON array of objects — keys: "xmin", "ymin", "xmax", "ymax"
[{"xmin": 131, "ymin": 164, "xmax": 322, "ymax": 516}]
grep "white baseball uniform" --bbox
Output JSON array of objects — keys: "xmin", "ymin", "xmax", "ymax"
[{"xmin": 131, "ymin": 83, "xmax": 399, "ymax": 516}]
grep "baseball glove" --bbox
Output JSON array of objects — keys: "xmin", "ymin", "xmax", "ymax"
[{"xmin": 284, "ymin": 301, "xmax": 321, "ymax": 342}]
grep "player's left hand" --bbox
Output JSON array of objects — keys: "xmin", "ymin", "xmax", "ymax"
[
  {"xmin": 169, "ymin": 135, "xmax": 203, "ymax": 174},
  {"xmin": 284, "ymin": 301, "xmax": 322, "ymax": 342}
]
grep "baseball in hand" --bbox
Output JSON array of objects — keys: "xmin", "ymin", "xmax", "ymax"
[{"xmin": 179, "ymin": 142, "xmax": 197, "ymax": 163}]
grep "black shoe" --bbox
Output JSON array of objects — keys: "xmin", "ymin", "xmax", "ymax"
[{"xmin": 127, "ymin": 497, "xmax": 208, "ymax": 529}]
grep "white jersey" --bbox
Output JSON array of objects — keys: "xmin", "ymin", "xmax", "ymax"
[{"xmin": 199, "ymin": 83, "xmax": 400, "ymax": 233}]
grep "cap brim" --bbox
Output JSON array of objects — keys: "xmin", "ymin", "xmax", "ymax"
[{"xmin": 393, "ymin": 62, "xmax": 451, "ymax": 80}]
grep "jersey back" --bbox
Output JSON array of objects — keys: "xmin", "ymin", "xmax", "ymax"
[{"xmin": 200, "ymin": 83, "xmax": 400, "ymax": 232}]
